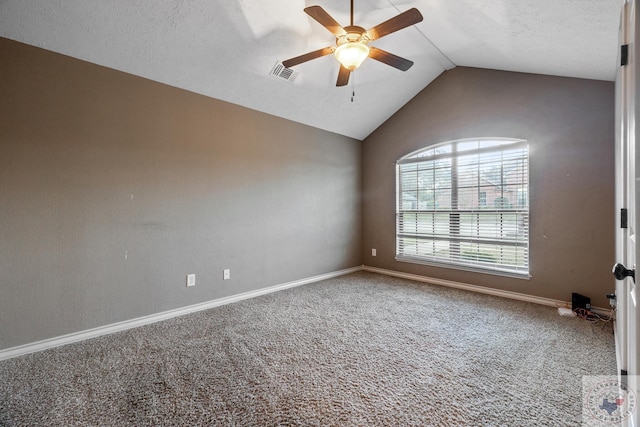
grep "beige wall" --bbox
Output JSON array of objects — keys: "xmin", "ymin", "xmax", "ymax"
[
  {"xmin": 362, "ymin": 67, "xmax": 615, "ymax": 308},
  {"xmin": 0, "ymin": 38, "xmax": 362, "ymax": 350}
]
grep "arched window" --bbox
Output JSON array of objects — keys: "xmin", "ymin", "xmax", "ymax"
[{"xmin": 396, "ymin": 138, "xmax": 529, "ymax": 277}]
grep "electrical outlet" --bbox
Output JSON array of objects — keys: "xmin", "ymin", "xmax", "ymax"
[
  {"xmin": 372, "ymin": 248, "xmax": 377, "ymax": 256},
  {"xmin": 223, "ymin": 269, "xmax": 230, "ymax": 280},
  {"xmin": 186, "ymin": 274, "xmax": 196, "ymax": 287}
]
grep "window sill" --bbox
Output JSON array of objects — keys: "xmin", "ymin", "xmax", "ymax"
[{"xmin": 395, "ymin": 255, "xmax": 531, "ymax": 280}]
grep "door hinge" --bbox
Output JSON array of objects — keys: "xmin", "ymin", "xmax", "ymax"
[
  {"xmin": 621, "ymin": 44, "xmax": 629, "ymax": 66},
  {"xmin": 621, "ymin": 208, "xmax": 628, "ymax": 229}
]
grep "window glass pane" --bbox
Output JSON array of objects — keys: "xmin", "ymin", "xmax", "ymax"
[
  {"xmin": 434, "ymin": 167, "xmax": 451, "ymax": 186},
  {"xmin": 417, "ymin": 190, "xmax": 436, "ymax": 210},
  {"xmin": 434, "ymin": 145, "xmax": 453, "ymax": 155},
  {"xmin": 458, "ymin": 153, "xmax": 478, "ymax": 166},
  {"xmin": 457, "ymin": 164, "xmax": 478, "ymax": 188},
  {"xmin": 422, "ymin": 170, "xmax": 435, "ymax": 190},
  {"xmin": 417, "ymin": 168, "xmax": 432, "ymax": 189},
  {"xmin": 417, "ymin": 160, "xmax": 435, "ymax": 170},
  {"xmin": 401, "ymin": 191, "xmax": 417, "ymax": 209},
  {"xmin": 435, "ymin": 158, "xmax": 452, "ymax": 168},
  {"xmin": 435, "ymin": 189, "xmax": 452, "ymax": 210},
  {"xmin": 457, "ymin": 140, "xmax": 478, "ymax": 152},
  {"xmin": 416, "ymin": 148, "xmax": 434, "ymax": 158},
  {"xmin": 408, "ymin": 144, "xmax": 454, "ymax": 160},
  {"xmin": 516, "ymin": 189, "xmax": 529, "ymax": 208},
  {"xmin": 503, "ymin": 148, "xmax": 526, "ymax": 161},
  {"xmin": 479, "ymin": 191, "xmax": 487, "ymax": 207},
  {"xmin": 457, "ymin": 187, "xmax": 477, "ymax": 210}
]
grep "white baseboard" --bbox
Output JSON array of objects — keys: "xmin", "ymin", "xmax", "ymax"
[
  {"xmin": 0, "ymin": 266, "xmax": 362, "ymax": 361},
  {"xmin": 1, "ymin": 265, "xmax": 611, "ymax": 361},
  {"xmin": 362, "ymin": 265, "xmax": 612, "ymax": 315}
]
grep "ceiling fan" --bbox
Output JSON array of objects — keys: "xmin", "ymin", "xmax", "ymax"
[{"xmin": 282, "ymin": 1, "xmax": 423, "ymax": 87}]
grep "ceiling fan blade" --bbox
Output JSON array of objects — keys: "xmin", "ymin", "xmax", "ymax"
[
  {"xmin": 336, "ymin": 65, "xmax": 351, "ymax": 86},
  {"xmin": 282, "ymin": 47, "xmax": 334, "ymax": 68},
  {"xmin": 304, "ymin": 6, "xmax": 347, "ymax": 36},
  {"xmin": 366, "ymin": 8, "xmax": 423, "ymax": 41},
  {"xmin": 369, "ymin": 47, "xmax": 414, "ymax": 71}
]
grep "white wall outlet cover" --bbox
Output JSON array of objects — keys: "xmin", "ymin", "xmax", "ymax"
[
  {"xmin": 372, "ymin": 248, "xmax": 377, "ymax": 256},
  {"xmin": 186, "ymin": 274, "xmax": 196, "ymax": 287},
  {"xmin": 223, "ymin": 269, "xmax": 230, "ymax": 280}
]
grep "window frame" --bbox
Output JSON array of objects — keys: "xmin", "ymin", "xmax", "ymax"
[{"xmin": 395, "ymin": 138, "xmax": 530, "ymax": 279}]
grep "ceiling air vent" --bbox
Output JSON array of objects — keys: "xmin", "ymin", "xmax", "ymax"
[{"xmin": 270, "ymin": 62, "xmax": 298, "ymax": 83}]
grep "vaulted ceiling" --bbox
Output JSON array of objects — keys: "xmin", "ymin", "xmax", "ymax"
[{"xmin": 0, "ymin": 0, "xmax": 621, "ymax": 140}]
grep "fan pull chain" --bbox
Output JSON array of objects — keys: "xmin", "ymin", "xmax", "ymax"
[{"xmin": 351, "ymin": 74, "xmax": 355, "ymax": 102}]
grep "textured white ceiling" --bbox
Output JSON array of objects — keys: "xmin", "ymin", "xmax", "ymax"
[{"xmin": 0, "ymin": 0, "xmax": 621, "ymax": 140}]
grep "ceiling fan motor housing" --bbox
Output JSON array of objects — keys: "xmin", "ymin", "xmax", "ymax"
[{"xmin": 337, "ymin": 26, "xmax": 369, "ymax": 45}]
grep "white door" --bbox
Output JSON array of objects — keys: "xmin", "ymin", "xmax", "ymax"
[
  {"xmin": 615, "ymin": 0, "xmax": 630, "ymax": 374},
  {"xmin": 631, "ymin": 0, "xmax": 640, "ymax": 421},
  {"xmin": 615, "ymin": 1, "xmax": 639, "ymax": 426}
]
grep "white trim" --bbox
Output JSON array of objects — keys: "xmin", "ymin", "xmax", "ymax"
[
  {"xmin": 0, "ymin": 266, "xmax": 362, "ymax": 362},
  {"xmin": 362, "ymin": 265, "xmax": 612, "ymax": 315},
  {"xmin": 615, "ymin": 319, "xmax": 623, "ymax": 379}
]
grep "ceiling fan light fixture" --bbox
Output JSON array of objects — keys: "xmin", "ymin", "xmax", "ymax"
[{"xmin": 334, "ymin": 42, "xmax": 370, "ymax": 71}]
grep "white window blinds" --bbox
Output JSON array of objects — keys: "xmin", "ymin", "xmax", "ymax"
[{"xmin": 396, "ymin": 138, "xmax": 529, "ymax": 277}]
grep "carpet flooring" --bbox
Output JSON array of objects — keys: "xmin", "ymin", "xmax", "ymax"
[{"xmin": 0, "ymin": 271, "xmax": 616, "ymax": 426}]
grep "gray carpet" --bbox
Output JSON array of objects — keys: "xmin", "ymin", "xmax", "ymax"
[{"xmin": 0, "ymin": 271, "xmax": 616, "ymax": 426}]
